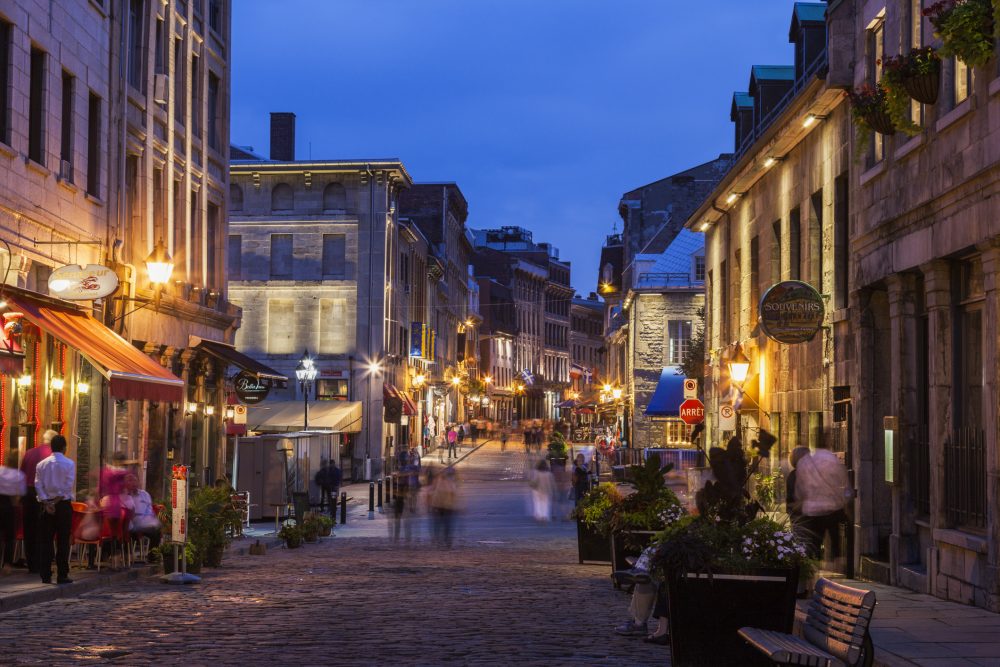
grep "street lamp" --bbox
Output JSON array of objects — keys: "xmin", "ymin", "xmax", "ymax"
[
  {"xmin": 145, "ymin": 239, "xmax": 174, "ymax": 310},
  {"xmin": 295, "ymin": 350, "xmax": 318, "ymax": 431},
  {"xmin": 729, "ymin": 345, "xmax": 751, "ymax": 385}
]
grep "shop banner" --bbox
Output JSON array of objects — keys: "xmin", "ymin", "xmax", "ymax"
[{"xmin": 171, "ymin": 465, "xmax": 188, "ymax": 543}]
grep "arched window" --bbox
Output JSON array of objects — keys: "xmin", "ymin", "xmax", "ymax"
[
  {"xmin": 271, "ymin": 183, "xmax": 294, "ymax": 211},
  {"xmin": 323, "ymin": 182, "xmax": 347, "ymax": 211},
  {"xmin": 229, "ymin": 184, "xmax": 243, "ymax": 211}
]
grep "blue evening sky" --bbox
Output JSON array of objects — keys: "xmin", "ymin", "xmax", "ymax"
[{"xmin": 231, "ymin": 1, "xmax": 798, "ymax": 294}]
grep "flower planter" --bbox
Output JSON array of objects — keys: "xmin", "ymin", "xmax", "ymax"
[
  {"xmin": 902, "ymin": 68, "xmax": 940, "ymax": 105},
  {"xmin": 665, "ymin": 567, "xmax": 798, "ymax": 667},
  {"xmin": 610, "ymin": 530, "xmax": 657, "ymax": 587},
  {"xmin": 319, "ymin": 526, "xmax": 332, "ymax": 537},
  {"xmin": 576, "ymin": 519, "xmax": 611, "ymax": 564},
  {"xmin": 285, "ymin": 537, "xmax": 302, "ymax": 549},
  {"xmin": 864, "ymin": 109, "xmax": 896, "ymax": 135},
  {"xmin": 548, "ymin": 456, "xmax": 567, "ymax": 470}
]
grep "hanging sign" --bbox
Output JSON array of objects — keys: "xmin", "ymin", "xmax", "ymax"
[
  {"xmin": 234, "ymin": 372, "xmax": 272, "ymax": 404},
  {"xmin": 719, "ymin": 404, "xmax": 737, "ymax": 431},
  {"xmin": 233, "ymin": 404, "xmax": 247, "ymax": 424},
  {"xmin": 48, "ymin": 264, "xmax": 120, "ymax": 300},
  {"xmin": 758, "ymin": 280, "xmax": 825, "ymax": 344},
  {"xmin": 170, "ymin": 465, "xmax": 188, "ymax": 543}
]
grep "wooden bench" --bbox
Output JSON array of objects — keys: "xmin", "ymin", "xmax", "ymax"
[{"xmin": 738, "ymin": 577, "xmax": 876, "ymax": 667}]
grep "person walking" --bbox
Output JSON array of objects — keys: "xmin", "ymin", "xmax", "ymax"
[
  {"xmin": 447, "ymin": 426, "xmax": 458, "ymax": 459},
  {"xmin": 430, "ymin": 465, "xmax": 460, "ymax": 547},
  {"xmin": 500, "ymin": 427, "xmax": 509, "ymax": 453},
  {"xmin": 315, "ymin": 460, "xmax": 342, "ymax": 517},
  {"xmin": 18, "ymin": 429, "xmax": 55, "ymax": 573},
  {"xmin": 35, "ymin": 435, "xmax": 75, "ymax": 584},
  {"xmin": 0, "ymin": 462, "xmax": 25, "ymax": 571},
  {"xmin": 795, "ymin": 442, "xmax": 851, "ymax": 565},
  {"xmin": 571, "ymin": 453, "xmax": 591, "ymax": 504},
  {"xmin": 528, "ymin": 459, "xmax": 554, "ymax": 522},
  {"xmin": 785, "ymin": 446, "xmax": 811, "ymax": 530}
]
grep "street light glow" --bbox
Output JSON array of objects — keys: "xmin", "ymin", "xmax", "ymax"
[
  {"xmin": 729, "ymin": 345, "xmax": 751, "ymax": 384},
  {"xmin": 451, "ymin": 376, "xmax": 461, "ymax": 386},
  {"xmin": 50, "ymin": 377, "xmax": 64, "ymax": 391}
]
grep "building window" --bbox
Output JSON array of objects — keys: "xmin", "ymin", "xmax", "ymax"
[
  {"xmin": 209, "ymin": 0, "xmax": 223, "ymax": 33},
  {"xmin": 87, "ymin": 93, "xmax": 101, "ymax": 196},
  {"xmin": 954, "ymin": 58, "xmax": 972, "ymax": 106},
  {"xmin": 207, "ymin": 72, "xmax": 220, "ymax": 150},
  {"xmin": 316, "ymin": 379, "xmax": 348, "ymax": 401},
  {"xmin": 173, "ymin": 180, "xmax": 185, "ymax": 275},
  {"xmin": 227, "ymin": 234, "xmax": 241, "ymax": 280},
  {"xmin": 750, "ymin": 236, "xmax": 759, "ymax": 324},
  {"xmin": 127, "ymin": 0, "xmax": 146, "ymax": 92},
  {"xmin": 834, "ymin": 174, "xmax": 849, "ymax": 310},
  {"xmin": 789, "ymin": 208, "xmax": 801, "ymax": 281},
  {"xmin": 191, "ymin": 196, "xmax": 202, "ymax": 285},
  {"xmin": 173, "ymin": 38, "xmax": 185, "ymax": 125},
  {"xmin": 667, "ymin": 320, "xmax": 692, "ymax": 365},
  {"xmin": 190, "ymin": 53, "xmax": 201, "ymax": 135},
  {"xmin": 694, "ymin": 255, "xmax": 705, "ymax": 282},
  {"xmin": 271, "ymin": 183, "xmax": 293, "ymax": 211},
  {"xmin": 270, "ymin": 233, "xmax": 293, "ymax": 279},
  {"xmin": 810, "ymin": 189, "xmax": 823, "ymax": 289},
  {"xmin": 28, "ymin": 47, "xmax": 46, "ymax": 165},
  {"xmin": 322, "ymin": 234, "xmax": 346, "ymax": 278},
  {"xmin": 229, "ymin": 184, "xmax": 243, "ymax": 211},
  {"xmin": 0, "ymin": 19, "xmax": 10, "ymax": 144},
  {"xmin": 267, "ymin": 299, "xmax": 296, "ymax": 354},
  {"xmin": 868, "ymin": 18, "xmax": 885, "ymax": 162},
  {"xmin": 153, "ymin": 167, "xmax": 165, "ymax": 243},
  {"xmin": 60, "ymin": 71, "xmax": 74, "ymax": 180},
  {"xmin": 909, "ymin": 0, "xmax": 924, "ymax": 125},
  {"xmin": 323, "ymin": 182, "xmax": 346, "ymax": 211},
  {"xmin": 771, "ymin": 219, "xmax": 782, "ymax": 284},
  {"xmin": 206, "ymin": 203, "xmax": 219, "ymax": 288},
  {"xmin": 154, "ymin": 18, "xmax": 165, "ymax": 74}
]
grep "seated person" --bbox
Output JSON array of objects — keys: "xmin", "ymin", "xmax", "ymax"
[
  {"xmin": 120, "ymin": 474, "xmax": 161, "ymax": 550},
  {"xmin": 613, "ymin": 545, "xmax": 670, "ymax": 644}
]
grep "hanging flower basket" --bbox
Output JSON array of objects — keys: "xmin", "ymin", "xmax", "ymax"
[
  {"xmin": 884, "ymin": 47, "xmax": 942, "ymax": 105},
  {"xmin": 903, "ymin": 68, "xmax": 941, "ymax": 104},
  {"xmin": 924, "ymin": 0, "xmax": 996, "ymax": 69},
  {"xmin": 864, "ymin": 109, "xmax": 897, "ymax": 135},
  {"xmin": 850, "ymin": 83, "xmax": 896, "ymax": 138}
]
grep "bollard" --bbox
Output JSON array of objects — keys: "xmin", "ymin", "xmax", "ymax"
[
  {"xmin": 385, "ymin": 474, "xmax": 392, "ymax": 503},
  {"xmin": 340, "ymin": 491, "xmax": 347, "ymax": 525},
  {"xmin": 368, "ymin": 481, "xmax": 375, "ymax": 520},
  {"xmin": 377, "ymin": 478, "xmax": 384, "ymax": 513}
]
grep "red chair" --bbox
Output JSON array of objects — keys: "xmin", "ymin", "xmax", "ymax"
[{"xmin": 71, "ymin": 505, "xmax": 104, "ymax": 571}]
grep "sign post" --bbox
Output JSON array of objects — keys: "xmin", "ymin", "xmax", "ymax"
[{"xmin": 162, "ymin": 465, "xmax": 200, "ymax": 585}]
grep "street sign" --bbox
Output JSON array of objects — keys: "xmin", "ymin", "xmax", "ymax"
[
  {"xmin": 170, "ymin": 465, "xmax": 188, "ymax": 543},
  {"xmin": 720, "ymin": 404, "xmax": 736, "ymax": 431},
  {"xmin": 233, "ymin": 404, "xmax": 247, "ymax": 424},
  {"xmin": 679, "ymin": 398, "xmax": 705, "ymax": 425},
  {"xmin": 683, "ymin": 378, "xmax": 697, "ymax": 399}
]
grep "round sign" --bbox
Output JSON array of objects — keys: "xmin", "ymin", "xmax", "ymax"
[
  {"xmin": 679, "ymin": 398, "xmax": 705, "ymax": 425},
  {"xmin": 758, "ymin": 280, "xmax": 825, "ymax": 344},
  {"xmin": 720, "ymin": 405, "xmax": 735, "ymax": 419},
  {"xmin": 234, "ymin": 371, "xmax": 272, "ymax": 404},
  {"xmin": 48, "ymin": 264, "xmax": 120, "ymax": 300}
]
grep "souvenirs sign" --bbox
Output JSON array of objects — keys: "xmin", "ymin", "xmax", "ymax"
[
  {"xmin": 234, "ymin": 371, "xmax": 272, "ymax": 404},
  {"xmin": 758, "ymin": 280, "xmax": 825, "ymax": 344},
  {"xmin": 48, "ymin": 264, "xmax": 120, "ymax": 300}
]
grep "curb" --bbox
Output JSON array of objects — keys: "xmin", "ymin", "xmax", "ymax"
[{"xmin": 0, "ymin": 563, "xmax": 159, "ymax": 614}]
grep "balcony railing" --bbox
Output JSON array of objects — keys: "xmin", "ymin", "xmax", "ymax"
[{"xmin": 635, "ymin": 272, "xmax": 700, "ymax": 289}]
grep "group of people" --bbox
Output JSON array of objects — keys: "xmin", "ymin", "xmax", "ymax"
[
  {"xmin": 527, "ymin": 453, "xmax": 594, "ymax": 522},
  {"xmin": 0, "ymin": 430, "xmax": 161, "ymax": 584},
  {"xmin": 391, "ymin": 448, "xmax": 462, "ymax": 547}
]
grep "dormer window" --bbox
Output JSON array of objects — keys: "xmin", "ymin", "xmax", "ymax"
[{"xmin": 694, "ymin": 256, "xmax": 706, "ymax": 282}]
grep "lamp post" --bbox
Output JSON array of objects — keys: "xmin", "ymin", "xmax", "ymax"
[
  {"xmin": 295, "ymin": 350, "xmax": 318, "ymax": 431},
  {"xmin": 728, "ymin": 344, "xmax": 752, "ymax": 438}
]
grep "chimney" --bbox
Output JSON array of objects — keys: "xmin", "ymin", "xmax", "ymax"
[{"xmin": 269, "ymin": 112, "xmax": 295, "ymax": 161}]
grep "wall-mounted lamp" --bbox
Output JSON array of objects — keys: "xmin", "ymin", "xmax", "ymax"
[
  {"xmin": 729, "ymin": 345, "xmax": 751, "ymax": 384},
  {"xmin": 699, "ymin": 222, "xmax": 711, "ymax": 232},
  {"xmin": 205, "ymin": 405, "xmax": 215, "ymax": 416},
  {"xmin": 77, "ymin": 382, "xmax": 90, "ymax": 395},
  {"xmin": 225, "ymin": 406, "xmax": 235, "ymax": 420},
  {"xmin": 763, "ymin": 156, "xmax": 778, "ymax": 168},
  {"xmin": 17, "ymin": 374, "xmax": 31, "ymax": 387},
  {"xmin": 50, "ymin": 377, "xmax": 64, "ymax": 391},
  {"xmin": 802, "ymin": 114, "xmax": 825, "ymax": 128},
  {"xmin": 451, "ymin": 376, "xmax": 461, "ymax": 386},
  {"xmin": 186, "ymin": 402, "xmax": 198, "ymax": 414},
  {"xmin": 725, "ymin": 192, "xmax": 740, "ymax": 205},
  {"xmin": 413, "ymin": 373, "xmax": 426, "ymax": 387},
  {"xmin": 612, "ymin": 387, "xmax": 623, "ymax": 400}
]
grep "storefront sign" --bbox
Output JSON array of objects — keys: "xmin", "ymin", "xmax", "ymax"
[
  {"xmin": 234, "ymin": 372, "xmax": 271, "ymax": 404},
  {"xmin": 48, "ymin": 264, "xmax": 120, "ymax": 300},
  {"xmin": 758, "ymin": 280, "xmax": 825, "ymax": 344},
  {"xmin": 170, "ymin": 465, "xmax": 188, "ymax": 543}
]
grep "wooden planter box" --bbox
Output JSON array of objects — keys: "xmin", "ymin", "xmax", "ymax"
[
  {"xmin": 666, "ymin": 567, "xmax": 799, "ymax": 667},
  {"xmin": 610, "ymin": 530, "xmax": 658, "ymax": 587},
  {"xmin": 576, "ymin": 520, "xmax": 611, "ymax": 564}
]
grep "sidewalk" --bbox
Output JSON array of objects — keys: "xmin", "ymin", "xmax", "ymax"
[{"xmin": 795, "ymin": 578, "xmax": 1000, "ymax": 666}]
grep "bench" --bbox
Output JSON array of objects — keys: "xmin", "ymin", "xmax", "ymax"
[{"xmin": 738, "ymin": 577, "xmax": 876, "ymax": 667}]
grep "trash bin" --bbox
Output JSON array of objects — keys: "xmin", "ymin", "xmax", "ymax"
[{"xmin": 292, "ymin": 492, "xmax": 310, "ymax": 523}]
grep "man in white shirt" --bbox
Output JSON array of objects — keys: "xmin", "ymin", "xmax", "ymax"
[
  {"xmin": 34, "ymin": 435, "xmax": 75, "ymax": 584},
  {"xmin": 794, "ymin": 442, "xmax": 850, "ymax": 562}
]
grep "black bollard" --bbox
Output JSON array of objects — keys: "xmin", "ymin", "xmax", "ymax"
[
  {"xmin": 368, "ymin": 481, "xmax": 375, "ymax": 520},
  {"xmin": 340, "ymin": 491, "xmax": 347, "ymax": 525},
  {"xmin": 377, "ymin": 478, "xmax": 384, "ymax": 513}
]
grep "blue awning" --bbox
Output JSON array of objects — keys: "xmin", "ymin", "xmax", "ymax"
[{"xmin": 644, "ymin": 366, "xmax": 687, "ymax": 417}]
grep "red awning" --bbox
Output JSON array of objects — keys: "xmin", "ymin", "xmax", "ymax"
[
  {"xmin": 384, "ymin": 384, "xmax": 417, "ymax": 416},
  {"xmin": 7, "ymin": 293, "xmax": 184, "ymax": 402},
  {"xmin": 401, "ymin": 393, "xmax": 418, "ymax": 416}
]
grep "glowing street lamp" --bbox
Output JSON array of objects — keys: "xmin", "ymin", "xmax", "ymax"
[
  {"xmin": 729, "ymin": 345, "xmax": 751, "ymax": 385},
  {"xmin": 295, "ymin": 350, "xmax": 318, "ymax": 430}
]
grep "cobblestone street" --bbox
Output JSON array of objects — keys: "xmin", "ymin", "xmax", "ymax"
[{"xmin": 0, "ymin": 440, "xmax": 665, "ymax": 666}]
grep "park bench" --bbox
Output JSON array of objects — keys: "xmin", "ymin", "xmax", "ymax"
[{"xmin": 738, "ymin": 577, "xmax": 876, "ymax": 667}]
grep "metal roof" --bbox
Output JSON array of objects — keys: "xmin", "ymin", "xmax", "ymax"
[
  {"xmin": 751, "ymin": 65, "xmax": 796, "ymax": 82},
  {"xmin": 794, "ymin": 2, "xmax": 827, "ymax": 24},
  {"xmin": 634, "ymin": 228, "xmax": 704, "ymax": 275},
  {"xmin": 733, "ymin": 92, "xmax": 754, "ymax": 108}
]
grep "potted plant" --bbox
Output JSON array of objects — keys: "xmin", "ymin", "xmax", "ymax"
[
  {"xmin": 154, "ymin": 543, "xmax": 201, "ymax": 575},
  {"xmin": 650, "ymin": 432, "xmax": 816, "ymax": 667},
  {"xmin": 849, "ymin": 82, "xmax": 894, "ymax": 158},
  {"xmin": 925, "ymin": 0, "xmax": 996, "ymax": 69},
  {"xmin": 883, "ymin": 46, "xmax": 942, "ymax": 106},
  {"xmin": 314, "ymin": 513, "xmax": 334, "ymax": 537},
  {"xmin": 278, "ymin": 520, "xmax": 303, "ymax": 549},
  {"xmin": 187, "ymin": 486, "xmax": 242, "ymax": 567},
  {"xmin": 547, "ymin": 431, "xmax": 569, "ymax": 469},
  {"xmin": 301, "ymin": 512, "xmax": 324, "ymax": 543},
  {"xmin": 572, "ymin": 482, "xmax": 622, "ymax": 563}
]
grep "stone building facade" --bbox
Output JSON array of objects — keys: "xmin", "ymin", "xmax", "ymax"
[
  {"xmin": 569, "ymin": 294, "xmax": 604, "ymax": 397},
  {"xmin": 840, "ymin": 0, "xmax": 1000, "ymax": 610},
  {"xmin": 229, "ymin": 114, "xmax": 413, "ymax": 479},
  {"xmin": 0, "ymin": 0, "xmax": 238, "ymax": 498}
]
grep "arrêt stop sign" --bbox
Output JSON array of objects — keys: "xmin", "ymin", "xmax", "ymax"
[{"xmin": 679, "ymin": 398, "xmax": 705, "ymax": 425}]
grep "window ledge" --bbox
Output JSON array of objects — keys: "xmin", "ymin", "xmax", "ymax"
[
  {"xmin": 859, "ymin": 160, "xmax": 886, "ymax": 186},
  {"xmin": 935, "ymin": 98, "xmax": 973, "ymax": 133},
  {"xmin": 56, "ymin": 175, "xmax": 78, "ymax": 193},
  {"xmin": 933, "ymin": 527, "xmax": 987, "ymax": 554},
  {"xmin": 894, "ymin": 133, "xmax": 925, "ymax": 161},
  {"xmin": 84, "ymin": 192, "xmax": 104, "ymax": 206},
  {"xmin": 989, "ymin": 76, "xmax": 1000, "ymax": 97},
  {"xmin": 25, "ymin": 158, "xmax": 50, "ymax": 177}
]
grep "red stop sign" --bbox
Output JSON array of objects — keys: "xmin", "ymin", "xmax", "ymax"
[{"xmin": 679, "ymin": 398, "xmax": 705, "ymax": 425}]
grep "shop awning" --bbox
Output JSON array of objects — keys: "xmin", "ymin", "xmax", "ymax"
[
  {"xmin": 384, "ymin": 384, "xmax": 417, "ymax": 417},
  {"xmin": 6, "ymin": 293, "xmax": 183, "ymax": 402},
  {"xmin": 246, "ymin": 400, "xmax": 362, "ymax": 433},
  {"xmin": 644, "ymin": 366, "xmax": 686, "ymax": 418},
  {"xmin": 192, "ymin": 337, "xmax": 287, "ymax": 381},
  {"xmin": 401, "ymin": 392, "xmax": 418, "ymax": 417},
  {"xmin": 557, "ymin": 399, "xmax": 577, "ymax": 409}
]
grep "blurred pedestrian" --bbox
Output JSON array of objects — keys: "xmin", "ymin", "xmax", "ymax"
[
  {"xmin": 785, "ymin": 446, "xmax": 810, "ymax": 529},
  {"xmin": 796, "ymin": 442, "xmax": 851, "ymax": 564},
  {"xmin": 430, "ymin": 465, "xmax": 460, "ymax": 547},
  {"xmin": 121, "ymin": 474, "xmax": 161, "ymax": 551},
  {"xmin": 572, "ymin": 453, "xmax": 591, "ymax": 504},
  {"xmin": 0, "ymin": 461, "xmax": 25, "ymax": 572},
  {"xmin": 35, "ymin": 435, "xmax": 75, "ymax": 584},
  {"xmin": 19, "ymin": 429, "xmax": 56, "ymax": 572},
  {"xmin": 500, "ymin": 427, "xmax": 509, "ymax": 453},
  {"xmin": 315, "ymin": 460, "xmax": 342, "ymax": 517},
  {"xmin": 447, "ymin": 426, "xmax": 458, "ymax": 459},
  {"xmin": 391, "ymin": 452, "xmax": 409, "ymax": 542},
  {"xmin": 529, "ymin": 459, "xmax": 554, "ymax": 522}
]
